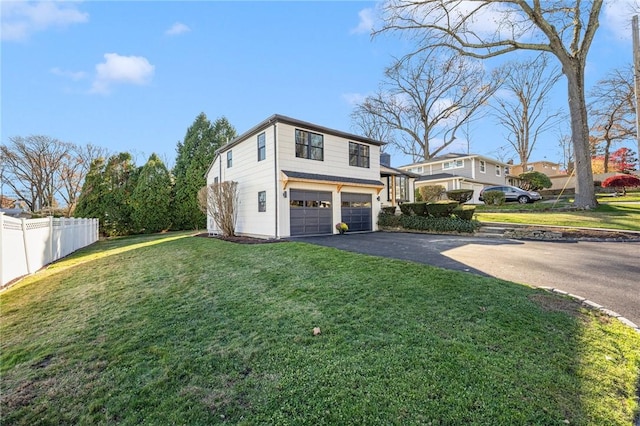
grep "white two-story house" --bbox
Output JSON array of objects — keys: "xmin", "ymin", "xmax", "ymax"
[
  {"xmin": 206, "ymin": 114, "xmax": 385, "ymax": 239},
  {"xmin": 400, "ymin": 153, "xmax": 510, "ymax": 204}
]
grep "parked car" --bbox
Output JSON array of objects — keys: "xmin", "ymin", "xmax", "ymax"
[{"xmin": 479, "ymin": 185, "xmax": 542, "ymax": 204}]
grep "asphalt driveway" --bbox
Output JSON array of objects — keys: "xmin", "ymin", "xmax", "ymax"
[{"xmin": 294, "ymin": 232, "xmax": 640, "ymax": 326}]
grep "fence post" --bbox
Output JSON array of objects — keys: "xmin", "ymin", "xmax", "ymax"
[
  {"xmin": 21, "ymin": 217, "xmax": 32, "ymax": 274},
  {"xmin": 0, "ymin": 213, "xmax": 4, "ymax": 285},
  {"xmin": 48, "ymin": 216, "xmax": 54, "ymax": 265}
]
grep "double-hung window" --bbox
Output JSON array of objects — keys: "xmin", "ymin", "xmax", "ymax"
[
  {"xmin": 443, "ymin": 159, "xmax": 464, "ymax": 170},
  {"xmin": 227, "ymin": 151, "xmax": 233, "ymax": 168},
  {"xmin": 349, "ymin": 142, "xmax": 370, "ymax": 168},
  {"xmin": 257, "ymin": 133, "xmax": 266, "ymax": 161},
  {"xmin": 295, "ymin": 129, "xmax": 324, "ymax": 161},
  {"xmin": 495, "ymin": 165, "xmax": 501, "ymax": 176},
  {"xmin": 479, "ymin": 160, "xmax": 486, "ymax": 173}
]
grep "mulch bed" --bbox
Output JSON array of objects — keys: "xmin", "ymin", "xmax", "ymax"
[{"xmin": 194, "ymin": 233, "xmax": 287, "ymax": 244}]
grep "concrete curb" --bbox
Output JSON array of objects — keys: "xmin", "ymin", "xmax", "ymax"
[{"xmin": 538, "ymin": 286, "xmax": 640, "ymax": 334}]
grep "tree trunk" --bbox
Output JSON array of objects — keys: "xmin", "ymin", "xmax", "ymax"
[{"xmin": 565, "ymin": 64, "xmax": 597, "ymax": 208}]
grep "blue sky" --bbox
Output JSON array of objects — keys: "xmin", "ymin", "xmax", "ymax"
[{"xmin": 1, "ymin": 1, "xmax": 637, "ymax": 169}]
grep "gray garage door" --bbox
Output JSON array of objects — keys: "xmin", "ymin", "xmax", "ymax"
[
  {"xmin": 289, "ymin": 190, "xmax": 333, "ymax": 236},
  {"xmin": 341, "ymin": 193, "xmax": 372, "ymax": 232}
]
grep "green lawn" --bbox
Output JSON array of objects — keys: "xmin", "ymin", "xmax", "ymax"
[
  {"xmin": 475, "ymin": 201, "xmax": 640, "ymax": 231},
  {"xmin": 1, "ymin": 232, "xmax": 639, "ymax": 425}
]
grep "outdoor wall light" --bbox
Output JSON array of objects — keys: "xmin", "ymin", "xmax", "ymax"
[
  {"xmin": 283, "ymin": 191, "xmax": 287, "ymax": 198},
  {"xmin": 376, "ymin": 196, "xmax": 381, "ymax": 201}
]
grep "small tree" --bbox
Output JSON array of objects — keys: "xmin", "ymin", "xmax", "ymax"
[
  {"xmin": 198, "ymin": 181, "xmax": 239, "ymax": 237},
  {"xmin": 609, "ymin": 147, "xmax": 638, "ymax": 174},
  {"xmin": 518, "ymin": 171, "xmax": 552, "ymax": 191},
  {"xmin": 601, "ymin": 174, "xmax": 640, "ymax": 196},
  {"xmin": 418, "ymin": 185, "xmax": 445, "ymax": 202}
]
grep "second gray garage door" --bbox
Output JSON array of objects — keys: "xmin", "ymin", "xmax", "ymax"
[
  {"xmin": 289, "ymin": 190, "xmax": 333, "ymax": 236},
  {"xmin": 341, "ymin": 193, "xmax": 372, "ymax": 232}
]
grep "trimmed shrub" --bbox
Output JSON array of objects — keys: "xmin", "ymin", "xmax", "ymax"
[
  {"xmin": 425, "ymin": 201, "xmax": 459, "ymax": 218},
  {"xmin": 377, "ymin": 212, "xmax": 402, "ymax": 227},
  {"xmin": 399, "ymin": 202, "xmax": 427, "ymax": 216},
  {"xmin": 378, "ymin": 211, "xmax": 480, "ymax": 233},
  {"xmin": 482, "ymin": 190, "xmax": 505, "ymax": 205},
  {"xmin": 381, "ymin": 206, "xmax": 397, "ymax": 215},
  {"xmin": 445, "ymin": 189, "xmax": 474, "ymax": 204},
  {"xmin": 419, "ymin": 185, "xmax": 446, "ymax": 202},
  {"xmin": 452, "ymin": 205, "xmax": 476, "ymax": 221}
]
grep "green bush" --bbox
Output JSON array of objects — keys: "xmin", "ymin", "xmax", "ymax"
[
  {"xmin": 381, "ymin": 206, "xmax": 397, "ymax": 215},
  {"xmin": 378, "ymin": 212, "xmax": 480, "ymax": 233},
  {"xmin": 445, "ymin": 189, "xmax": 474, "ymax": 204},
  {"xmin": 482, "ymin": 190, "xmax": 505, "ymax": 205},
  {"xmin": 452, "ymin": 205, "xmax": 476, "ymax": 221},
  {"xmin": 399, "ymin": 202, "xmax": 427, "ymax": 216},
  {"xmin": 419, "ymin": 185, "xmax": 446, "ymax": 202},
  {"xmin": 425, "ymin": 201, "xmax": 459, "ymax": 218}
]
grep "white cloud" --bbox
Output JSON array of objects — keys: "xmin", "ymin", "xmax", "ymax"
[
  {"xmin": 602, "ymin": 0, "xmax": 638, "ymax": 40},
  {"xmin": 51, "ymin": 67, "xmax": 86, "ymax": 81},
  {"xmin": 342, "ymin": 92, "xmax": 368, "ymax": 106},
  {"xmin": 165, "ymin": 22, "xmax": 190, "ymax": 36},
  {"xmin": 351, "ymin": 8, "xmax": 374, "ymax": 35},
  {"xmin": 1, "ymin": 1, "xmax": 88, "ymax": 41},
  {"xmin": 91, "ymin": 53, "xmax": 155, "ymax": 95}
]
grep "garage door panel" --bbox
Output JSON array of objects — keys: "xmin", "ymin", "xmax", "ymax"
[
  {"xmin": 341, "ymin": 193, "xmax": 372, "ymax": 232},
  {"xmin": 289, "ymin": 190, "xmax": 333, "ymax": 236}
]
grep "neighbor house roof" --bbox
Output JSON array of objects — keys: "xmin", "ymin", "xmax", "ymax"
[
  {"xmin": 415, "ymin": 173, "xmax": 462, "ymax": 182},
  {"xmin": 380, "ymin": 164, "xmax": 420, "ymax": 178},
  {"xmin": 400, "ymin": 153, "xmax": 510, "ymax": 169}
]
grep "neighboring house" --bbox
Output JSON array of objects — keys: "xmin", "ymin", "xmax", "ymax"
[
  {"xmin": 379, "ymin": 153, "xmax": 418, "ymax": 208},
  {"xmin": 205, "ymin": 114, "xmax": 385, "ymax": 239},
  {"xmin": 509, "ymin": 160, "xmax": 563, "ymax": 177},
  {"xmin": 399, "ymin": 153, "xmax": 510, "ymax": 204}
]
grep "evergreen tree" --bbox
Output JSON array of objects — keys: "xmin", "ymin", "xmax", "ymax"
[
  {"xmin": 75, "ymin": 157, "xmax": 108, "ymax": 221},
  {"xmin": 74, "ymin": 152, "xmax": 137, "ymax": 236},
  {"xmin": 172, "ymin": 113, "xmax": 236, "ymax": 230},
  {"xmin": 131, "ymin": 153, "xmax": 172, "ymax": 233}
]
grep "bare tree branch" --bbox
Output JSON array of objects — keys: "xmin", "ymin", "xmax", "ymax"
[
  {"xmin": 352, "ymin": 49, "xmax": 503, "ymax": 162},
  {"xmin": 491, "ymin": 54, "xmax": 565, "ymax": 169},
  {"xmin": 374, "ymin": 0, "xmax": 604, "ymax": 207},
  {"xmin": 588, "ymin": 64, "xmax": 637, "ymax": 173}
]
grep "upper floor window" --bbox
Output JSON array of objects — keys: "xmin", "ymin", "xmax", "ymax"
[
  {"xmin": 495, "ymin": 164, "xmax": 501, "ymax": 176},
  {"xmin": 258, "ymin": 191, "xmax": 266, "ymax": 212},
  {"xmin": 526, "ymin": 165, "xmax": 534, "ymax": 172},
  {"xmin": 257, "ymin": 133, "xmax": 266, "ymax": 161},
  {"xmin": 349, "ymin": 142, "xmax": 370, "ymax": 168},
  {"xmin": 227, "ymin": 151, "xmax": 233, "ymax": 168},
  {"xmin": 504, "ymin": 166, "xmax": 510, "ymax": 175},
  {"xmin": 479, "ymin": 160, "xmax": 486, "ymax": 173},
  {"xmin": 408, "ymin": 166, "xmax": 423, "ymax": 173},
  {"xmin": 295, "ymin": 129, "xmax": 324, "ymax": 161},
  {"xmin": 443, "ymin": 159, "xmax": 464, "ymax": 170}
]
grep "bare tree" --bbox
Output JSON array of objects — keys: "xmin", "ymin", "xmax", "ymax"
[
  {"xmin": 198, "ymin": 181, "xmax": 239, "ymax": 237},
  {"xmin": 351, "ymin": 49, "xmax": 502, "ymax": 162},
  {"xmin": 588, "ymin": 64, "xmax": 637, "ymax": 173},
  {"xmin": 1, "ymin": 136, "xmax": 108, "ymax": 216},
  {"xmin": 492, "ymin": 54, "xmax": 565, "ymax": 170},
  {"xmin": 1, "ymin": 136, "xmax": 71, "ymax": 212},
  {"xmin": 558, "ymin": 132, "xmax": 575, "ymax": 174},
  {"xmin": 350, "ymin": 108, "xmax": 397, "ymax": 151},
  {"xmin": 58, "ymin": 144, "xmax": 110, "ymax": 216},
  {"xmin": 375, "ymin": 0, "xmax": 606, "ymax": 208}
]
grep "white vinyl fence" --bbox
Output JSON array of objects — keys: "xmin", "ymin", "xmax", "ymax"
[{"xmin": 0, "ymin": 214, "xmax": 99, "ymax": 287}]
